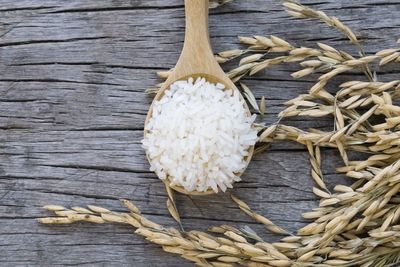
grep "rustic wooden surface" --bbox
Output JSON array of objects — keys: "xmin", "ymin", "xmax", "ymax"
[{"xmin": 0, "ymin": 1, "xmax": 399, "ymax": 266}]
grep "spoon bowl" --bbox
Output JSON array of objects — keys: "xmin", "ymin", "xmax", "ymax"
[{"xmin": 144, "ymin": 0, "xmax": 254, "ymax": 195}]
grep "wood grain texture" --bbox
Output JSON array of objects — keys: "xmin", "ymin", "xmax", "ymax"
[{"xmin": 0, "ymin": 0, "xmax": 399, "ymax": 266}]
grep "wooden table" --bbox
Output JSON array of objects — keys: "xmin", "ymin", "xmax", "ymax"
[{"xmin": 1, "ymin": 1, "xmax": 399, "ymax": 266}]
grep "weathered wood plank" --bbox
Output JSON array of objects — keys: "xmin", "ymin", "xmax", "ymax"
[{"xmin": 0, "ymin": 0, "xmax": 399, "ymax": 266}]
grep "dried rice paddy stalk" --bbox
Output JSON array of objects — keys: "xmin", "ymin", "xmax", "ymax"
[
  {"xmin": 40, "ymin": 200, "xmax": 295, "ymax": 267},
  {"xmin": 165, "ymin": 184, "xmax": 183, "ymax": 230},
  {"xmin": 231, "ymin": 195, "xmax": 289, "ymax": 235},
  {"xmin": 282, "ymin": 0, "xmax": 374, "ymax": 80},
  {"xmin": 306, "ymin": 142, "xmax": 329, "ymax": 192}
]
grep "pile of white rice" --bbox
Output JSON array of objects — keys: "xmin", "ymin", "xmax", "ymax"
[{"xmin": 142, "ymin": 77, "xmax": 258, "ymax": 193}]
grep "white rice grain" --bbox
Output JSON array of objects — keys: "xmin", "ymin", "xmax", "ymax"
[{"xmin": 142, "ymin": 77, "xmax": 257, "ymax": 193}]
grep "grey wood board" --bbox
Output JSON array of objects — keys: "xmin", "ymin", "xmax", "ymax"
[{"xmin": 0, "ymin": 0, "xmax": 399, "ymax": 266}]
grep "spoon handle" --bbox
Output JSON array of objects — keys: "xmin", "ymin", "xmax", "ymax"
[{"xmin": 182, "ymin": 0, "xmax": 213, "ymax": 58}]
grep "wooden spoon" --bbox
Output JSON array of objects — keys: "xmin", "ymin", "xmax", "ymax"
[{"xmin": 144, "ymin": 0, "xmax": 254, "ymax": 195}]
